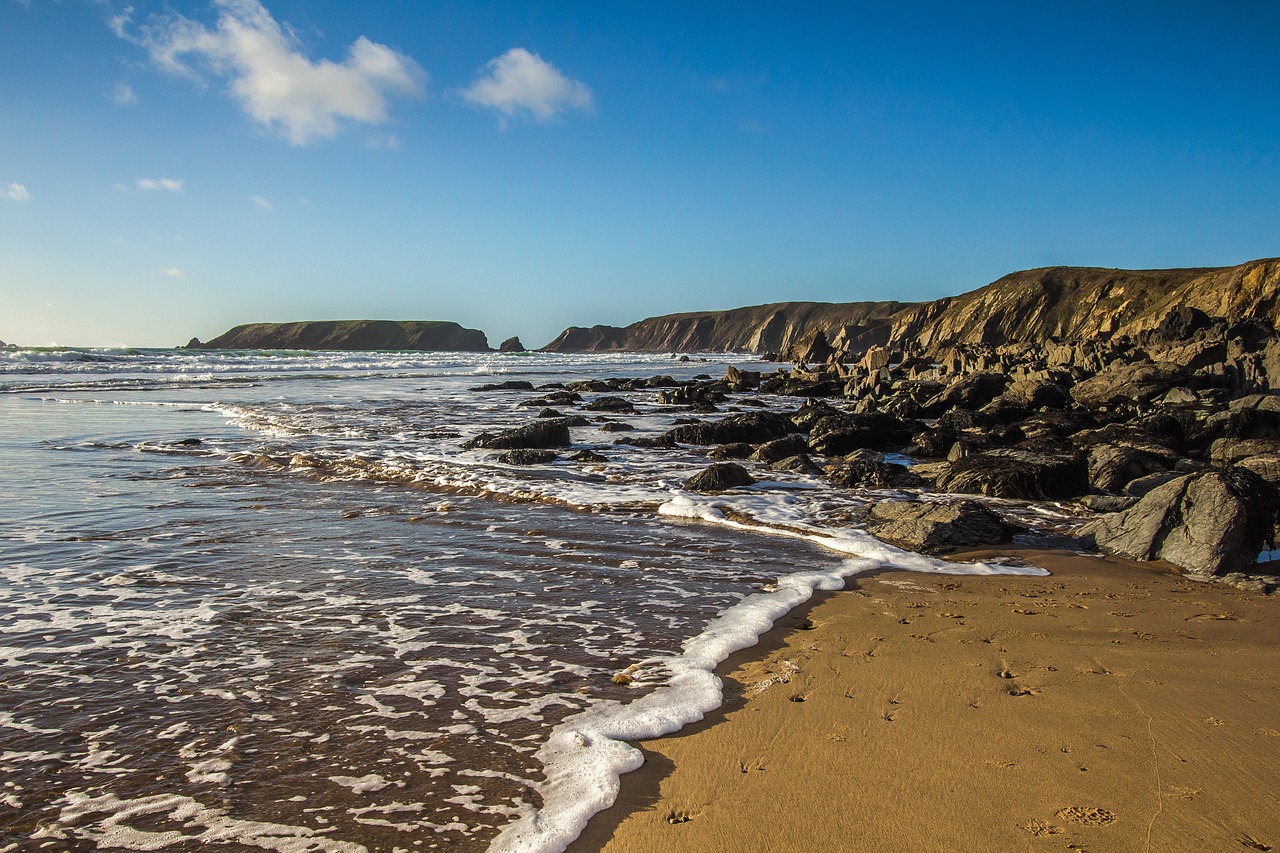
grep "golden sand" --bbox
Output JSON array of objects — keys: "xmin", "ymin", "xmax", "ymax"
[{"xmin": 571, "ymin": 548, "xmax": 1280, "ymax": 853}]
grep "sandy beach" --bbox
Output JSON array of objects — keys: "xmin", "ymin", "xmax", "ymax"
[{"xmin": 572, "ymin": 547, "xmax": 1280, "ymax": 853}]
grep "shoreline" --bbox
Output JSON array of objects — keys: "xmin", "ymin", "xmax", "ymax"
[{"xmin": 569, "ymin": 545, "xmax": 1280, "ymax": 852}]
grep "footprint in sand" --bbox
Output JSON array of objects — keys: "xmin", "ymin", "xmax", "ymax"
[
  {"xmin": 1022, "ymin": 818, "xmax": 1063, "ymax": 836},
  {"xmin": 1056, "ymin": 806, "xmax": 1116, "ymax": 826},
  {"xmin": 1237, "ymin": 833, "xmax": 1273, "ymax": 851}
]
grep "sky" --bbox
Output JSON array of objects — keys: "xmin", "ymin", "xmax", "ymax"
[{"xmin": 2, "ymin": 1, "xmax": 1278, "ymax": 348}]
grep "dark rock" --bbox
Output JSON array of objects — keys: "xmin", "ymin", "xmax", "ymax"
[
  {"xmin": 616, "ymin": 433, "xmax": 678, "ymax": 449},
  {"xmin": 724, "ymin": 365, "xmax": 761, "ymax": 391},
  {"xmin": 1123, "ymin": 471, "xmax": 1186, "ymax": 497},
  {"xmin": 497, "ymin": 449, "xmax": 558, "ymax": 465},
  {"xmin": 1238, "ymin": 454, "xmax": 1280, "ymax": 486},
  {"xmin": 866, "ymin": 500, "xmax": 1011, "ymax": 555},
  {"xmin": 1078, "ymin": 468, "xmax": 1279, "ymax": 577},
  {"xmin": 200, "ymin": 320, "xmax": 492, "ymax": 352},
  {"xmin": 582, "ymin": 396, "xmax": 636, "ymax": 413},
  {"xmin": 770, "ymin": 454, "xmax": 825, "ymax": 475},
  {"xmin": 707, "ymin": 442, "xmax": 754, "ymax": 460},
  {"xmin": 520, "ymin": 391, "xmax": 583, "ymax": 408},
  {"xmin": 668, "ymin": 412, "xmax": 795, "ymax": 446},
  {"xmin": 938, "ymin": 449, "xmax": 1089, "ymax": 500},
  {"xmin": 923, "ymin": 372, "xmax": 1010, "ymax": 415},
  {"xmin": 464, "ymin": 419, "xmax": 575, "ymax": 450},
  {"xmin": 499, "ymin": 336, "xmax": 527, "ymax": 353},
  {"xmin": 683, "ymin": 462, "xmax": 757, "ymax": 492},
  {"xmin": 1086, "ymin": 444, "xmax": 1171, "ymax": 494},
  {"xmin": 790, "ymin": 398, "xmax": 843, "ymax": 431},
  {"xmin": 808, "ymin": 413, "xmax": 916, "ymax": 455},
  {"xmin": 472, "ymin": 380, "xmax": 535, "ymax": 391},
  {"xmin": 749, "ymin": 434, "xmax": 810, "ymax": 463},
  {"xmin": 1208, "ymin": 437, "xmax": 1280, "ymax": 467},
  {"xmin": 598, "ymin": 422, "xmax": 634, "ymax": 432},
  {"xmin": 936, "ymin": 409, "xmax": 996, "ymax": 432},
  {"xmin": 997, "ymin": 379, "xmax": 1071, "ymax": 410},
  {"xmin": 567, "ymin": 380, "xmax": 616, "ymax": 393},
  {"xmin": 783, "ymin": 329, "xmax": 835, "ymax": 365},
  {"xmin": 829, "ymin": 460, "xmax": 924, "ymax": 490},
  {"xmin": 911, "ymin": 428, "xmax": 960, "ymax": 458},
  {"xmin": 1070, "ymin": 362, "xmax": 1185, "ymax": 409},
  {"xmin": 569, "ymin": 449, "xmax": 608, "ymax": 463},
  {"xmin": 1080, "ymin": 494, "xmax": 1138, "ymax": 513},
  {"xmin": 536, "ymin": 408, "xmax": 565, "ymax": 419}
]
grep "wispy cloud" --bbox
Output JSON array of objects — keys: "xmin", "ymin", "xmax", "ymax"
[
  {"xmin": 110, "ymin": 82, "xmax": 138, "ymax": 106},
  {"xmin": 117, "ymin": 0, "xmax": 425, "ymax": 145},
  {"xmin": 4, "ymin": 182, "xmax": 31, "ymax": 202},
  {"xmin": 461, "ymin": 48, "xmax": 592, "ymax": 123},
  {"xmin": 136, "ymin": 178, "xmax": 184, "ymax": 192},
  {"xmin": 156, "ymin": 267, "xmax": 186, "ymax": 279},
  {"xmin": 249, "ymin": 194, "xmax": 272, "ymax": 209}
]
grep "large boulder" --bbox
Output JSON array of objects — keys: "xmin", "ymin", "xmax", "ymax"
[
  {"xmin": 683, "ymin": 462, "xmax": 757, "ymax": 493},
  {"xmin": 829, "ymin": 460, "xmax": 924, "ymax": 490},
  {"xmin": 668, "ymin": 412, "xmax": 794, "ymax": 446},
  {"xmin": 866, "ymin": 500, "xmax": 1012, "ymax": 555},
  {"xmin": 923, "ymin": 372, "xmax": 1010, "ymax": 415},
  {"xmin": 464, "ymin": 419, "xmax": 575, "ymax": 450},
  {"xmin": 937, "ymin": 449, "xmax": 1089, "ymax": 500},
  {"xmin": 749, "ymin": 434, "xmax": 810, "ymax": 463},
  {"xmin": 808, "ymin": 412, "xmax": 916, "ymax": 455},
  {"xmin": 1077, "ymin": 468, "xmax": 1278, "ymax": 577},
  {"xmin": 499, "ymin": 336, "xmax": 527, "ymax": 353},
  {"xmin": 1086, "ymin": 443, "xmax": 1171, "ymax": 494},
  {"xmin": 1070, "ymin": 362, "xmax": 1185, "ymax": 409}
]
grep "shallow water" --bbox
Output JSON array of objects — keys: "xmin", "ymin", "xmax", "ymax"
[{"xmin": 0, "ymin": 349, "xmax": 1047, "ymax": 851}]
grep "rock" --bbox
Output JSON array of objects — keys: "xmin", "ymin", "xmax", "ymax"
[
  {"xmin": 183, "ymin": 337, "xmax": 203, "ymax": 349},
  {"xmin": 828, "ymin": 460, "xmax": 923, "ymax": 490},
  {"xmin": 582, "ymin": 396, "xmax": 636, "ymax": 413},
  {"xmin": 749, "ymin": 435, "xmax": 810, "ymax": 463},
  {"xmin": 724, "ymin": 365, "xmax": 761, "ymax": 390},
  {"xmin": 938, "ymin": 449, "xmax": 1090, "ymax": 500},
  {"xmin": 1124, "ymin": 471, "xmax": 1185, "ymax": 497},
  {"xmin": 598, "ymin": 422, "xmax": 634, "ymax": 432},
  {"xmin": 866, "ymin": 500, "xmax": 1011, "ymax": 555},
  {"xmin": 808, "ymin": 413, "xmax": 916, "ymax": 455},
  {"xmin": 499, "ymin": 336, "xmax": 527, "ymax": 353},
  {"xmin": 668, "ymin": 412, "xmax": 795, "ymax": 446},
  {"xmin": 569, "ymin": 449, "xmax": 608, "ymax": 463},
  {"xmin": 789, "ymin": 398, "xmax": 843, "ymax": 431},
  {"xmin": 783, "ymin": 329, "xmax": 834, "ymax": 365},
  {"xmin": 923, "ymin": 372, "xmax": 1010, "ymax": 415},
  {"xmin": 707, "ymin": 442, "xmax": 754, "ymax": 460},
  {"xmin": 1208, "ymin": 437, "xmax": 1280, "ymax": 466},
  {"xmin": 463, "ymin": 419, "xmax": 575, "ymax": 450},
  {"xmin": 1080, "ymin": 494, "xmax": 1138, "ymax": 513},
  {"xmin": 683, "ymin": 462, "xmax": 757, "ymax": 492},
  {"xmin": 520, "ymin": 391, "xmax": 583, "ymax": 407},
  {"xmin": 997, "ymin": 379, "xmax": 1070, "ymax": 410},
  {"xmin": 472, "ymin": 380, "xmax": 535, "ymax": 391},
  {"xmin": 1078, "ymin": 469, "xmax": 1279, "ymax": 577},
  {"xmin": 536, "ymin": 408, "xmax": 566, "ymax": 418},
  {"xmin": 201, "ymin": 320, "xmax": 492, "ymax": 351},
  {"xmin": 1086, "ymin": 443, "xmax": 1171, "ymax": 494},
  {"xmin": 1237, "ymin": 454, "xmax": 1280, "ymax": 486},
  {"xmin": 1069, "ymin": 362, "xmax": 1185, "ymax": 409},
  {"xmin": 770, "ymin": 454, "xmax": 825, "ymax": 475},
  {"xmin": 497, "ymin": 449, "xmax": 558, "ymax": 465}
]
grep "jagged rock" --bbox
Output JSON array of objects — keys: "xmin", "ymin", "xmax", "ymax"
[
  {"xmin": 783, "ymin": 329, "xmax": 835, "ymax": 365},
  {"xmin": 616, "ymin": 432, "xmax": 679, "ymax": 449},
  {"xmin": 536, "ymin": 408, "xmax": 565, "ymax": 419},
  {"xmin": 1070, "ymin": 362, "xmax": 1185, "ymax": 409},
  {"xmin": 808, "ymin": 413, "xmax": 916, "ymax": 455},
  {"xmin": 520, "ymin": 391, "xmax": 583, "ymax": 407},
  {"xmin": 499, "ymin": 336, "xmax": 527, "ymax": 353},
  {"xmin": 464, "ymin": 419, "xmax": 575, "ymax": 450},
  {"xmin": 1080, "ymin": 494, "xmax": 1138, "ymax": 513},
  {"xmin": 1208, "ymin": 437, "xmax": 1280, "ymax": 466},
  {"xmin": 997, "ymin": 379, "xmax": 1070, "ymax": 410},
  {"xmin": 923, "ymin": 372, "xmax": 1010, "ymax": 415},
  {"xmin": 707, "ymin": 442, "xmax": 754, "ymax": 460},
  {"xmin": 582, "ymin": 396, "xmax": 636, "ymax": 413},
  {"xmin": 472, "ymin": 380, "xmax": 535, "ymax": 391},
  {"xmin": 1237, "ymin": 455, "xmax": 1280, "ymax": 486},
  {"xmin": 658, "ymin": 382, "xmax": 728, "ymax": 408},
  {"xmin": 770, "ymin": 454, "xmax": 825, "ymax": 475},
  {"xmin": 569, "ymin": 449, "xmax": 608, "ymax": 463},
  {"xmin": 1123, "ymin": 471, "xmax": 1186, "ymax": 497},
  {"xmin": 683, "ymin": 462, "xmax": 757, "ymax": 492},
  {"xmin": 1078, "ymin": 468, "xmax": 1278, "ymax": 577},
  {"xmin": 866, "ymin": 500, "xmax": 1011, "ymax": 555},
  {"xmin": 938, "ymin": 449, "xmax": 1089, "ymax": 500},
  {"xmin": 668, "ymin": 412, "xmax": 795, "ymax": 446},
  {"xmin": 724, "ymin": 365, "xmax": 761, "ymax": 391},
  {"xmin": 749, "ymin": 434, "xmax": 810, "ymax": 463},
  {"xmin": 497, "ymin": 449, "xmax": 558, "ymax": 465},
  {"xmin": 1087, "ymin": 444, "xmax": 1171, "ymax": 494},
  {"xmin": 790, "ymin": 398, "xmax": 843, "ymax": 431},
  {"xmin": 598, "ymin": 422, "xmax": 634, "ymax": 432},
  {"xmin": 829, "ymin": 460, "xmax": 923, "ymax": 490}
]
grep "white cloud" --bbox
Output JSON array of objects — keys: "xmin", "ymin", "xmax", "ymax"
[
  {"xmin": 249, "ymin": 194, "xmax": 272, "ymax": 209},
  {"xmin": 4, "ymin": 183, "xmax": 31, "ymax": 202},
  {"xmin": 461, "ymin": 48, "xmax": 592, "ymax": 123},
  {"xmin": 137, "ymin": 178, "xmax": 184, "ymax": 192},
  {"xmin": 156, "ymin": 267, "xmax": 186, "ymax": 278},
  {"xmin": 121, "ymin": 0, "xmax": 425, "ymax": 145},
  {"xmin": 111, "ymin": 83, "xmax": 138, "ymax": 105}
]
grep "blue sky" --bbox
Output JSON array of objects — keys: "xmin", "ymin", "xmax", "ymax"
[{"xmin": 2, "ymin": 1, "xmax": 1278, "ymax": 348}]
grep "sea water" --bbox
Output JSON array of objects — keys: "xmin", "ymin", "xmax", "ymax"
[{"xmin": 0, "ymin": 348, "xmax": 1047, "ymax": 852}]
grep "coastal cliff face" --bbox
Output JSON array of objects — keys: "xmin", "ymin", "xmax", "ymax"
[
  {"xmin": 540, "ymin": 259, "xmax": 1280, "ymax": 354},
  {"xmin": 196, "ymin": 320, "xmax": 491, "ymax": 352},
  {"xmin": 541, "ymin": 301, "xmax": 905, "ymax": 355}
]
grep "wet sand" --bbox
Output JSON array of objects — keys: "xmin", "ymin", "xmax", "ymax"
[{"xmin": 571, "ymin": 547, "xmax": 1280, "ymax": 853}]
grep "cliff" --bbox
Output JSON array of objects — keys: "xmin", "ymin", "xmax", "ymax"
[
  {"xmin": 195, "ymin": 320, "xmax": 491, "ymax": 352},
  {"xmin": 540, "ymin": 259, "xmax": 1280, "ymax": 355},
  {"xmin": 541, "ymin": 301, "xmax": 905, "ymax": 355}
]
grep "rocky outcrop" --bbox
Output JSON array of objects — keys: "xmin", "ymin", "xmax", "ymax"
[
  {"xmin": 499, "ymin": 337, "xmax": 527, "ymax": 353},
  {"xmin": 463, "ymin": 419, "xmax": 575, "ymax": 450},
  {"xmin": 1078, "ymin": 469, "xmax": 1279, "ymax": 577},
  {"xmin": 684, "ymin": 462, "xmax": 757, "ymax": 492},
  {"xmin": 866, "ymin": 500, "xmax": 1011, "ymax": 555},
  {"xmin": 197, "ymin": 320, "xmax": 491, "ymax": 352},
  {"xmin": 541, "ymin": 301, "xmax": 904, "ymax": 354}
]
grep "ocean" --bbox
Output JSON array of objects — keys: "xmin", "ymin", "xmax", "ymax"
[{"xmin": 0, "ymin": 348, "xmax": 1046, "ymax": 852}]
